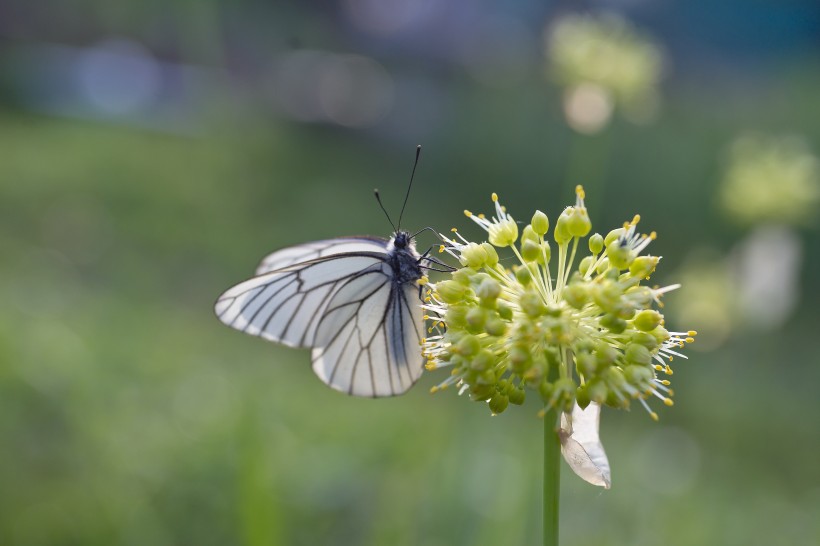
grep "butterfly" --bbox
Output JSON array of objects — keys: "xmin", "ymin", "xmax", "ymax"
[{"xmin": 214, "ymin": 146, "xmax": 445, "ymax": 397}]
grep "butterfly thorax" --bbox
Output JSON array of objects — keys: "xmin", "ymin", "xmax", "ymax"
[{"xmin": 387, "ymin": 231, "xmax": 422, "ymax": 284}]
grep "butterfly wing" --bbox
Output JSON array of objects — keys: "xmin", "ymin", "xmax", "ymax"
[
  {"xmin": 215, "ymin": 238, "xmax": 425, "ymax": 397},
  {"xmin": 255, "ymin": 236, "xmax": 389, "ymax": 275},
  {"xmin": 311, "ymin": 266, "xmax": 424, "ymax": 397},
  {"xmin": 215, "ymin": 250, "xmax": 390, "ymax": 349}
]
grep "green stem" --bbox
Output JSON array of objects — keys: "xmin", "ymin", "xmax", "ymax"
[{"xmin": 543, "ymin": 408, "xmax": 561, "ymax": 546}]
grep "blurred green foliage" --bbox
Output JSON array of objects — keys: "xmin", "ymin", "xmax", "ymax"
[{"xmin": 2, "ymin": 14, "xmax": 820, "ymax": 545}]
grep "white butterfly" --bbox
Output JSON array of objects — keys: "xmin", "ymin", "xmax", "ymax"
[{"xmin": 214, "ymin": 148, "xmax": 439, "ymax": 397}]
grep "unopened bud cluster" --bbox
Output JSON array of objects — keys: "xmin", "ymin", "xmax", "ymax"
[{"xmin": 423, "ymin": 187, "xmax": 695, "ymax": 419}]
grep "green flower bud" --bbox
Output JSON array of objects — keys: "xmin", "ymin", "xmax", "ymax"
[
  {"xmin": 470, "ymin": 349, "xmax": 494, "ymax": 371},
  {"xmin": 630, "ymin": 256, "xmax": 659, "ymax": 279},
  {"xmin": 594, "ymin": 341, "xmax": 619, "ymax": 366},
  {"xmin": 600, "ymin": 313, "xmax": 627, "ymax": 333},
  {"xmin": 437, "ymin": 280, "xmax": 468, "ymax": 303},
  {"xmin": 459, "ymin": 243, "xmax": 487, "ymax": 268},
  {"xmin": 606, "ymin": 240, "xmax": 634, "ymax": 270},
  {"xmin": 631, "ymin": 331, "xmax": 660, "ymax": 350},
  {"xmin": 563, "ymin": 283, "xmax": 589, "ymax": 309},
  {"xmin": 509, "ymin": 387, "xmax": 526, "ymax": 405},
  {"xmin": 489, "ymin": 392, "xmax": 509, "ymax": 414},
  {"xmin": 476, "ymin": 277, "xmax": 501, "ymax": 301},
  {"xmin": 625, "ymin": 342, "xmax": 652, "ymax": 366},
  {"xmin": 521, "ymin": 224, "xmax": 539, "ymax": 245},
  {"xmin": 456, "ymin": 335, "xmax": 481, "ymax": 357},
  {"xmin": 576, "ymin": 351, "xmax": 598, "ymax": 376},
  {"xmin": 587, "ymin": 380, "xmax": 608, "ymax": 404},
  {"xmin": 554, "ymin": 211, "xmax": 572, "ymax": 244},
  {"xmin": 452, "ymin": 268, "xmax": 474, "ymax": 285},
  {"xmin": 532, "ymin": 210, "xmax": 550, "ymax": 236},
  {"xmin": 578, "ymin": 255, "xmax": 595, "ymax": 276},
  {"xmin": 470, "ymin": 383, "xmax": 495, "ymax": 401},
  {"xmin": 521, "ymin": 239, "xmax": 541, "ymax": 262},
  {"xmin": 466, "ymin": 307, "xmax": 488, "ymax": 333},
  {"xmin": 481, "ymin": 243, "xmax": 499, "ymax": 266},
  {"xmin": 514, "ymin": 265, "xmax": 532, "ymax": 286},
  {"xmin": 634, "ymin": 309, "xmax": 662, "ymax": 332},
  {"xmin": 588, "ymin": 233, "xmax": 604, "ymax": 254},
  {"xmin": 485, "ymin": 317, "xmax": 507, "ymax": 337},
  {"xmin": 567, "ymin": 207, "xmax": 592, "ymax": 237},
  {"xmin": 497, "ymin": 303, "xmax": 513, "ymax": 321},
  {"xmin": 509, "ymin": 345, "xmax": 532, "ymax": 369},
  {"xmin": 592, "ymin": 281, "xmax": 620, "ymax": 312},
  {"xmin": 651, "ymin": 326, "xmax": 670, "ymax": 343},
  {"xmin": 575, "ymin": 385, "xmax": 591, "ymax": 409},
  {"xmin": 443, "ymin": 306, "xmax": 468, "ymax": 329},
  {"xmin": 624, "ymin": 364, "xmax": 654, "ymax": 387}
]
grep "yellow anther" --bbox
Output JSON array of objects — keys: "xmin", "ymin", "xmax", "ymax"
[
  {"xmin": 430, "ymin": 386, "xmax": 439, "ymax": 393},
  {"xmin": 660, "ymin": 380, "xmax": 671, "ymax": 386},
  {"xmin": 491, "ymin": 192, "xmax": 499, "ymax": 202},
  {"xmin": 425, "ymin": 363, "xmax": 436, "ymax": 371},
  {"xmin": 632, "ymin": 214, "xmax": 641, "ymax": 225},
  {"xmin": 688, "ymin": 330, "xmax": 698, "ymax": 336},
  {"xmin": 650, "ymin": 412, "xmax": 659, "ymax": 421},
  {"xmin": 668, "ymin": 389, "xmax": 675, "ymax": 396},
  {"xmin": 421, "ymin": 338, "xmax": 426, "ymax": 343},
  {"xmin": 649, "ymin": 231, "xmax": 657, "ymax": 240},
  {"xmin": 418, "ymin": 277, "xmax": 428, "ymax": 286},
  {"xmin": 464, "ymin": 209, "xmax": 472, "ymax": 217},
  {"xmin": 665, "ymin": 366, "xmax": 673, "ymax": 375},
  {"xmin": 423, "ymin": 315, "xmax": 430, "ymax": 320},
  {"xmin": 685, "ymin": 337, "xmax": 695, "ymax": 344},
  {"xmin": 478, "ymin": 213, "xmax": 486, "ymax": 219},
  {"xmin": 537, "ymin": 408, "xmax": 547, "ymax": 419},
  {"xmin": 451, "ymin": 227, "xmax": 458, "ymax": 232},
  {"xmin": 575, "ymin": 185, "xmax": 586, "ymax": 199},
  {"xmin": 438, "ymin": 321, "xmax": 445, "ymax": 328},
  {"xmin": 664, "ymin": 398, "xmax": 674, "ymax": 406},
  {"xmin": 654, "ymin": 364, "xmax": 664, "ymax": 371},
  {"xmin": 438, "ymin": 245, "xmax": 445, "ymax": 253}
]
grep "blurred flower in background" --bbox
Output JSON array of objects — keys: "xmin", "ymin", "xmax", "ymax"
[
  {"xmin": 719, "ymin": 133, "xmax": 820, "ymax": 227},
  {"xmin": 670, "ymin": 133, "xmax": 819, "ymax": 346},
  {"xmin": 545, "ymin": 12, "xmax": 664, "ymax": 134}
]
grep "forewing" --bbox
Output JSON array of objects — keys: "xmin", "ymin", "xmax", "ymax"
[
  {"xmin": 311, "ymin": 271, "xmax": 424, "ymax": 397},
  {"xmin": 214, "ymin": 252, "xmax": 388, "ymax": 348},
  {"xmin": 255, "ymin": 237, "xmax": 388, "ymax": 275}
]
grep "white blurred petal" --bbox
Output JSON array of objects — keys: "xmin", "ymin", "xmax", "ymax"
[{"xmin": 559, "ymin": 402, "xmax": 611, "ymax": 489}]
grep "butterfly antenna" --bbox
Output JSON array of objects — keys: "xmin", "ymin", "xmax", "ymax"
[
  {"xmin": 397, "ymin": 145, "xmax": 421, "ymax": 231},
  {"xmin": 374, "ymin": 189, "xmax": 397, "ymax": 232}
]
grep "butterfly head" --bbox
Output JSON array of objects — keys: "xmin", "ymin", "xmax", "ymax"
[{"xmin": 391, "ymin": 230, "xmax": 413, "ymax": 250}]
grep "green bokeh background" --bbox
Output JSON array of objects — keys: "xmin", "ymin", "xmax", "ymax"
[{"xmin": 2, "ymin": 3, "xmax": 820, "ymax": 545}]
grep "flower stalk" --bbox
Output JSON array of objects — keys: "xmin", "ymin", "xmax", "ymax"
[{"xmin": 543, "ymin": 406, "xmax": 561, "ymax": 546}]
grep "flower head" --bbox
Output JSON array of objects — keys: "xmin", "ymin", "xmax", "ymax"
[
  {"xmin": 423, "ymin": 186, "xmax": 695, "ymax": 422},
  {"xmin": 719, "ymin": 133, "xmax": 820, "ymax": 227},
  {"xmin": 546, "ymin": 13, "xmax": 664, "ymax": 132}
]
